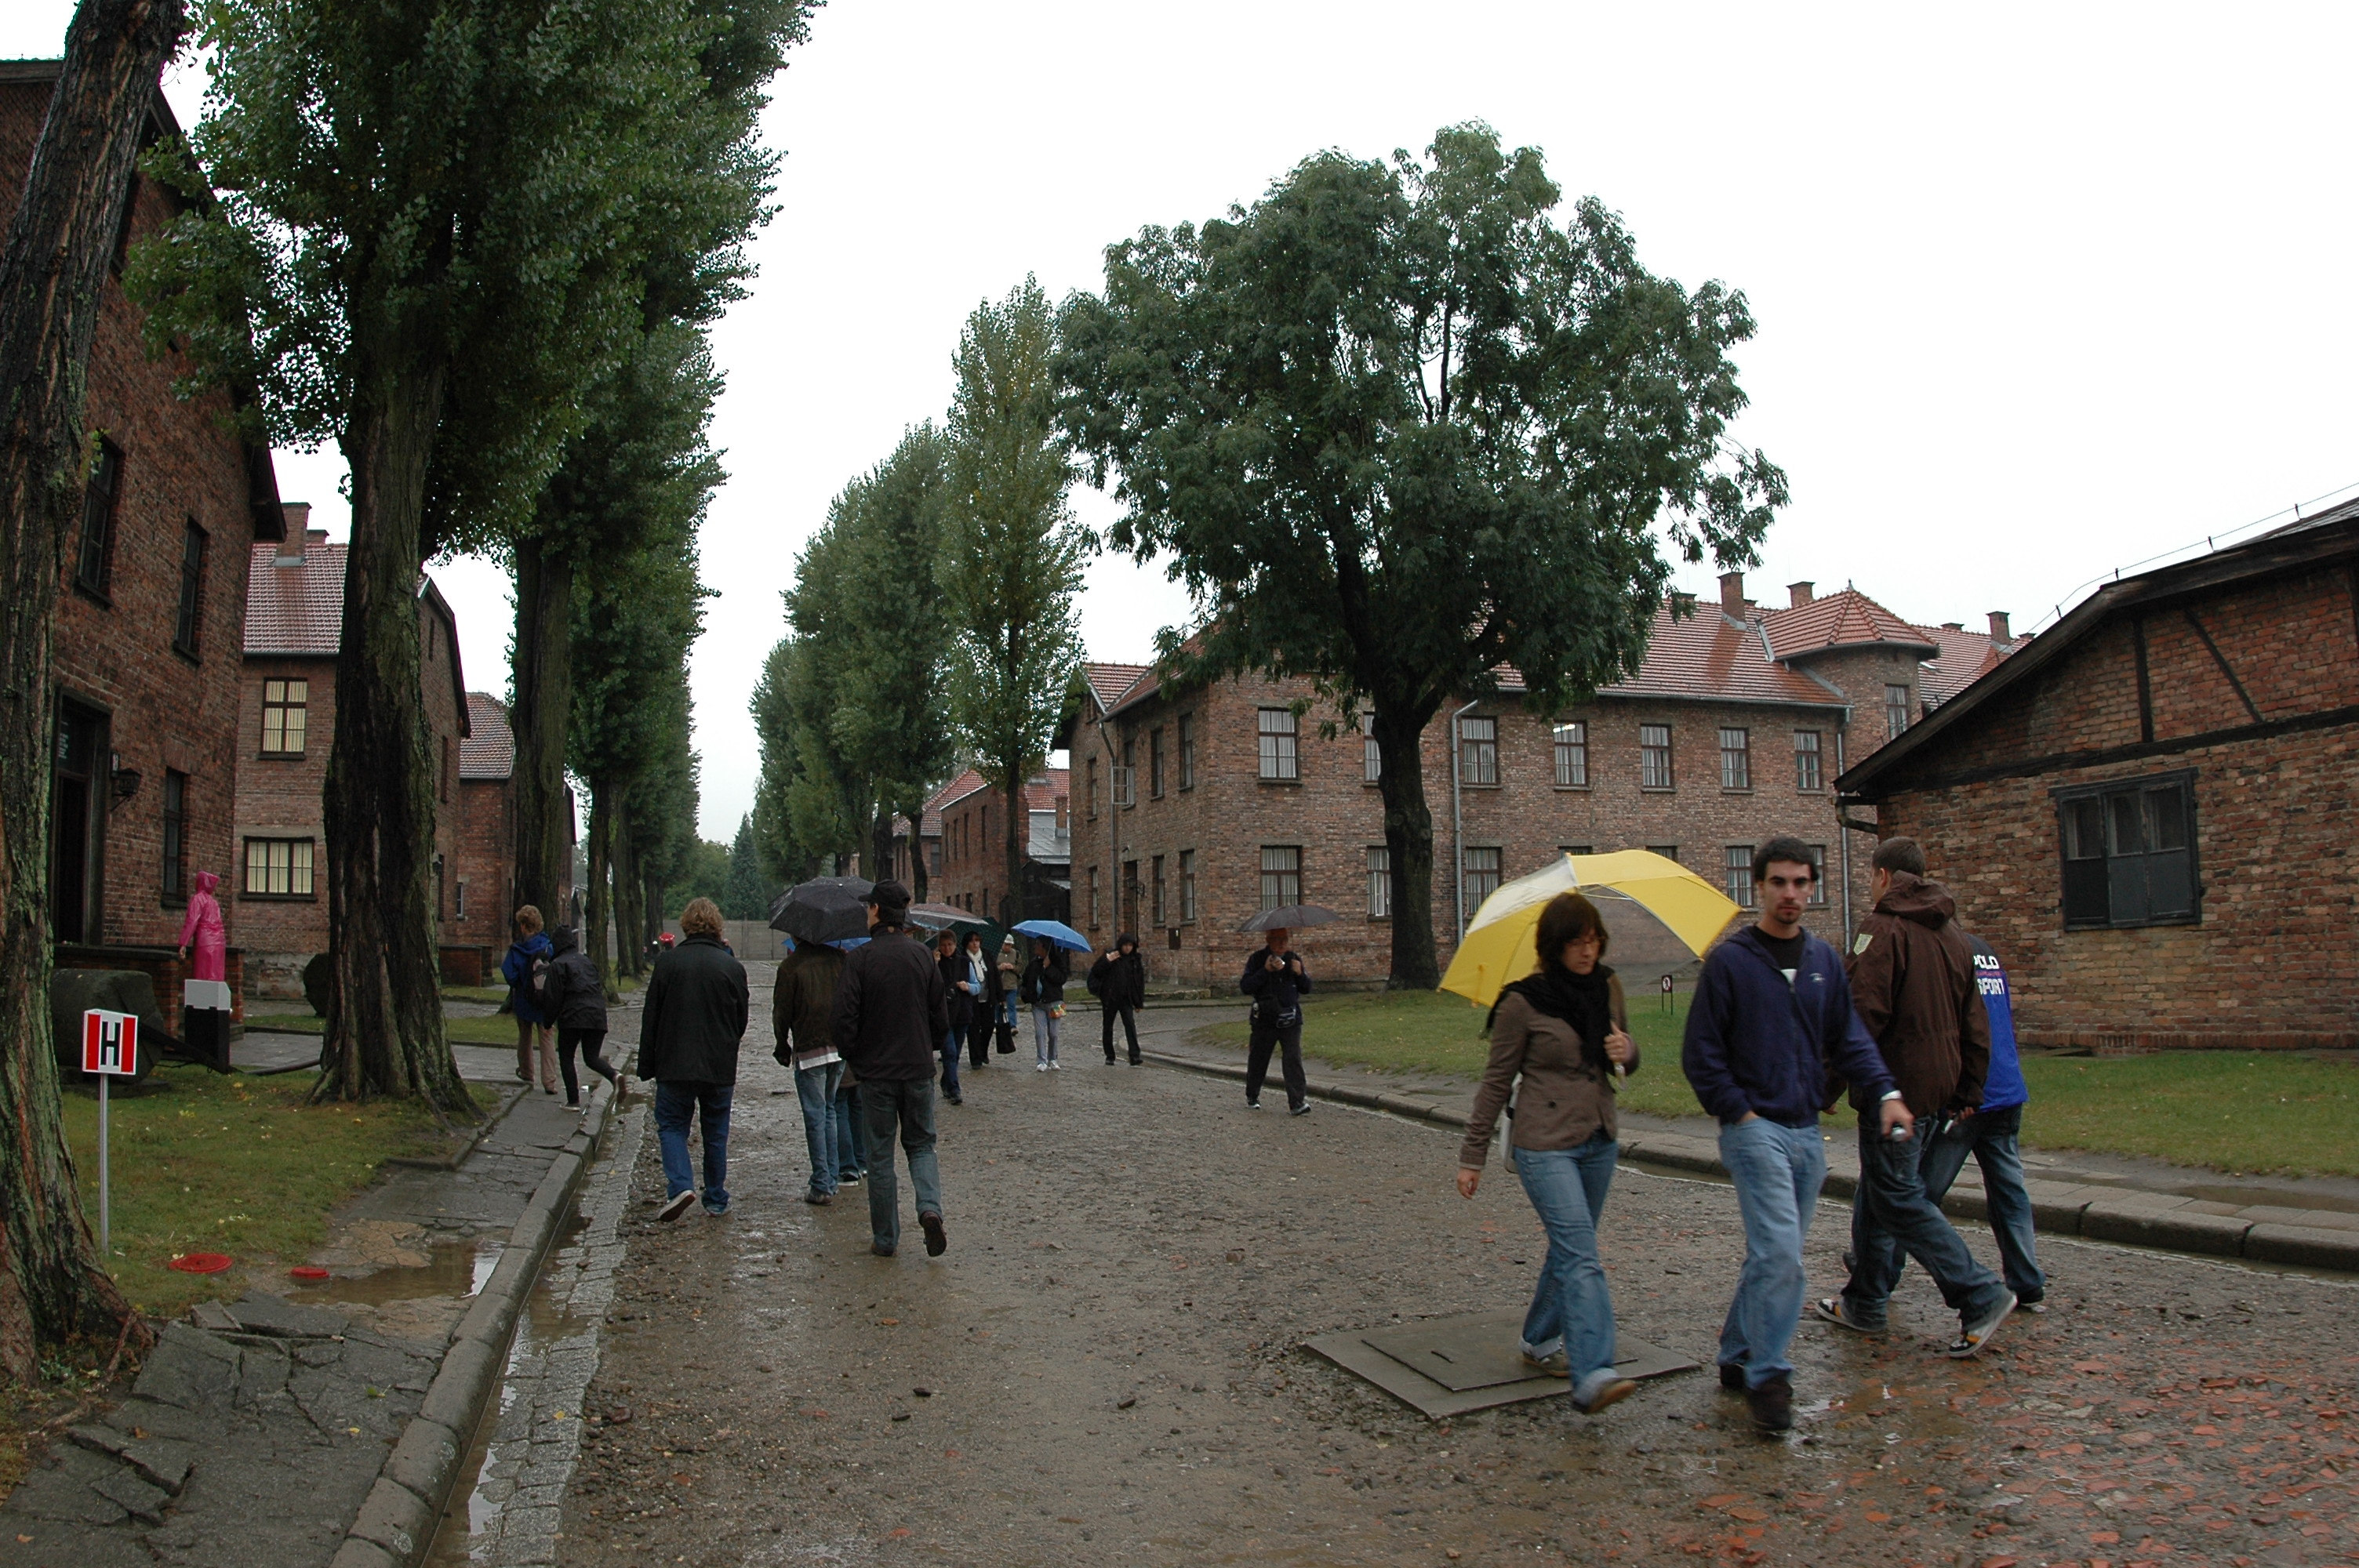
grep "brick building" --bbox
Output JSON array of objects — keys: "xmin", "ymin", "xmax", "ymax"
[
  {"xmin": 234, "ymin": 524, "xmax": 474, "ymax": 997},
  {"xmin": 5, "ymin": 61, "xmax": 288, "ymax": 1032},
  {"xmin": 1838, "ymin": 506, "xmax": 2359, "ymax": 1052},
  {"xmin": 1059, "ymin": 572, "xmax": 2018, "ymax": 991},
  {"xmin": 932, "ymin": 767, "xmax": 1071, "ymax": 924},
  {"xmin": 443, "ymin": 692, "xmax": 537, "ymax": 984}
]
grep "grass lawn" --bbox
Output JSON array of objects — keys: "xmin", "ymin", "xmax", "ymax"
[
  {"xmin": 247, "ymin": 1011, "xmax": 526, "ymax": 1048},
  {"xmin": 1198, "ymin": 989, "xmax": 2359, "ymax": 1177},
  {"xmin": 61, "ymin": 1063, "xmax": 488, "ymax": 1319},
  {"xmin": 442, "ymin": 983, "xmax": 511, "ymax": 1006}
]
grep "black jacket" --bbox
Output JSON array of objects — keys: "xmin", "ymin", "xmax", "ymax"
[
  {"xmin": 638, "ymin": 934, "xmax": 749, "ymax": 1084},
  {"xmin": 1240, "ymin": 948, "xmax": 1311, "ymax": 1022},
  {"xmin": 834, "ymin": 928, "xmax": 948, "ymax": 1081},
  {"xmin": 1019, "ymin": 950, "xmax": 1069, "ymax": 1006},
  {"xmin": 937, "ymin": 949, "xmax": 976, "ymax": 1027},
  {"xmin": 1088, "ymin": 943, "xmax": 1147, "ymax": 1010},
  {"xmin": 542, "ymin": 927, "xmax": 607, "ymax": 1031}
]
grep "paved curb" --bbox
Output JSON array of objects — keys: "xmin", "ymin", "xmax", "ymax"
[
  {"xmin": 1140, "ymin": 1047, "xmax": 2359, "ymax": 1276},
  {"xmin": 329, "ymin": 1083, "xmax": 617, "ymax": 1568}
]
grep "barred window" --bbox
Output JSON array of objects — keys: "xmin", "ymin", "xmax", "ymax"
[
  {"xmin": 245, "ymin": 837, "xmax": 314, "ymax": 897},
  {"xmin": 75, "ymin": 437, "xmax": 122, "ymax": 597},
  {"xmin": 1257, "ymin": 709, "xmax": 1298, "ymax": 780},
  {"xmin": 1640, "ymin": 724, "xmax": 1674, "ymax": 789},
  {"xmin": 260, "ymin": 679, "xmax": 309, "ymax": 756},
  {"xmin": 1152, "ymin": 855, "xmax": 1167, "ymax": 926},
  {"xmin": 2059, "ymin": 772, "xmax": 2198, "ymax": 929},
  {"xmin": 1365, "ymin": 845, "xmax": 1390, "ymax": 918},
  {"xmin": 1725, "ymin": 845, "xmax": 1755, "ymax": 908},
  {"xmin": 1459, "ymin": 716, "xmax": 1498, "ymax": 785},
  {"xmin": 1808, "ymin": 844, "xmax": 1830, "ymax": 906},
  {"xmin": 1462, "ymin": 846, "xmax": 1502, "ymax": 913},
  {"xmin": 1178, "ymin": 713, "xmax": 1195, "ymax": 790},
  {"xmin": 1179, "ymin": 850, "xmax": 1196, "ymax": 923},
  {"xmin": 1553, "ymin": 722, "xmax": 1587, "ymax": 787},
  {"xmin": 1794, "ymin": 730, "xmax": 1823, "ymax": 792},
  {"xmin": 1719, "ymin": 728, "xmax": 1751, "ymax": 790},
  {"xmin": 1149, "ymin": 728, "xmax": 1165, "ymax": 798},
  {"xmin": 1885, "ymin": 684, "xmax": 1913, "ymax": 737},
  {"xmin": 1361, "ymin": 713, "xmax": 1381, "ymax": 782},
  {"xmin": 173, "ymin": 520, "xmax": 207, "ymax": 659},
  {"xmin": 162, "ymin": 769, "xmax": 188, "ymax": 902},
  {"xmin": 1259, "ymin": 845, "xmax": 1302, "ymax": 908}
]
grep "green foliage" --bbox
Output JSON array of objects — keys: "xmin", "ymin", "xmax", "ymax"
[
  {"xmin": 666, "ymin": 838, "xmax": 732, "ymax": 916},
  {"xmin": 749, "ymin": 637, "xmax": 823, "ymax": 882},
  {"xmin": 722, "ymin": 812, "xmax": 772, "ymax": 919}
]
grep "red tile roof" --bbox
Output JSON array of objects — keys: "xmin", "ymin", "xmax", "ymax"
[
  {"xmin": 460, "ymin": 693, "xmax": 514, "ymax": 780},
  {"xmin": 1492, "ymin": 604, "xmax": 1843, "ymax": 707},
  {"xmin": 1084, "ymin": 662, "xmax": 1150, "ymax": 711},
  {"xmin": 1917, "ymin": 623, "xmax": 2018, "ymax": 710},
  {"xmin": 1758, "ymin": 588, "xmax": 1938, "ymax": 661},
  {"xmin": 244, "ymin": 532, "xmax": 346, "ymax": 655}
]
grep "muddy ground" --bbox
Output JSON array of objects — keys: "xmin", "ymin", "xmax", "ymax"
[{"xmin": 542, "ymin": 967, "xmax": 2359, "ymax": 1566}]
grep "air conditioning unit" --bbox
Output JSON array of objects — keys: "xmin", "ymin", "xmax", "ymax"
[{"xmin": 1110, "ymin": 766, "xmax": 1136, "ymax": 808}]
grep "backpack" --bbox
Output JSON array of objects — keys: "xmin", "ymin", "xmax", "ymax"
[{"xmin": 529, "ymin": 953, "xmax": 554, "ymax": 1007}]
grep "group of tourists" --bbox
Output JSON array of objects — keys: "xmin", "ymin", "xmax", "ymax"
[
  {"xmin": 500, "ymin": 903, "xmax": 626, "ymax": 1110},
  {"xmin": 1460, "ymin": 833, "xmax": 2045, "ymax": 1432}
]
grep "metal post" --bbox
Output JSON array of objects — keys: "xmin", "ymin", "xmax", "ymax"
[
  {"xmin": 97, "ymin": 1073, "xmax": 109, "ymax": 1256},
  {"xmin": 1448, "ymin": 699, "xmax": 1479, "ymax": 942}
]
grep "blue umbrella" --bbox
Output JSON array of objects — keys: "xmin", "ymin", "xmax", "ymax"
[{"xmin": 1012, "ymin": 918, "xmax": 1092, "ymax": 953}]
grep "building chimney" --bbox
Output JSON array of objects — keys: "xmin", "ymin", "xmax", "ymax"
[
  {"xmin": 1988, "ymin": 611, "xmax": 2012, "ymax": 644},
  {"xmin": 1787, "ymin": 581, "xmax": 1814, "ymax": 608},
  {"xmin": 1717, "ymin": 571, "xmax": 1750, "ymax": 617},
  {"xmin": 274, "ymin": 503, "xmax": 312, "ymax": 564},
  {"xmin": 1941, "ymin": 621, "xmax": 1964, "ymax": 631}
]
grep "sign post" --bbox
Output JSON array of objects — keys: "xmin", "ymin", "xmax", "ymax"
[{"xmin": 81, "ymin": 1009, "xmax": 140, "ymax": 1255}]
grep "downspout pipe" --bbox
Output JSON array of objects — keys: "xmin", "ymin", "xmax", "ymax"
[
  {"xmin": 1834, "ymin": 716, "xmax": 1852, "ymax": 942},
  {"xmin": 1449, "ymin": 698, "xmax": 1480, "ymax": 944}
]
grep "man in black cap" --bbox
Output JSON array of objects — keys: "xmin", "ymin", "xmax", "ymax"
[{"xmin": 833, "ymin": 879, "xmax": 951, "ymax": 1258}]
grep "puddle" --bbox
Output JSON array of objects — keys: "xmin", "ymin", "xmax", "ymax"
[{"xmin": 288, "ymin": 1238, "xmax": 505, "ymax": 1308}]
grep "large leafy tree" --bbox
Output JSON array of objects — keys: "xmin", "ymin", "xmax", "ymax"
[
  {"xmin": 940, "ymin": 278, "xmax": 1092, "ymax": 924},
  {"xmin": 126, "ymin": 0, "xmax": 772, "ymax": 1113},
  {"xmin": 0, "ymin": 0, "xmax": 183, "ymax": 1383},
  {"xmin": 722, "ymin": 813, "xmax": 770, "ymax": 919},
  {"xmin": 1059, "ymin": 124, "xmax": 1785, "ymax": 987}
]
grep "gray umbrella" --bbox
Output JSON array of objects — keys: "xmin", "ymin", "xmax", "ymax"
[
  {"xmin": 769, "ymin": 876, "xmax": 875, "ymax": 945},
  {"xmin": 1236, "ymin": 904, "xmax": 1339, "ymax": 933}
]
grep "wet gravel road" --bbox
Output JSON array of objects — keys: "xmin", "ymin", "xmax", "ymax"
[{"xmin": 540, "ymin": 971, "xmax": 2359, "ymax": 1566}]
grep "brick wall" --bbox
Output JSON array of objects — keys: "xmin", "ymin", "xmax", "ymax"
[
  {"xmin": 5, "ymin": 78, "xmax": 278, "ymax": 1025},
  {"xmin": 1870, "ymin": 563, "xmax": 2359, "ymax": 1048},
  {"xmin": 450, "ymin": 775, "xmax": 514, "ymax": 951}
]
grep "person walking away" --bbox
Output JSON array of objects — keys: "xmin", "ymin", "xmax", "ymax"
[
  {"xmin": 502, "ymin": 906, "xmax": 558, "ymax": 1094},
  {"xmin": 543, "ymin": 924, "xmax": 622, "ymax": 1110},
  {"xmin": 1816, "ymin": 837, "xmax": 2017, "ymax": 1352},
  {"xmin": 1240, "ymin": 927, "xmax": 1312, "ymax": 1114},
  {"xmin": 1681, "ymin": 837, "xmax": 1908, "ymax": 1433},
  {"xmin": 638, "ymin": 898, "xmax": 750, "ymax": 1221},
  {"xmin": 1089, "ymin": 935, "xmax": 1147, "ymax": 1065},
  {"xmin": 1020, "ymin": 938, "xmax": 1069, "ymax": 1070},
  {"xmin": 994, "ymin": 938, "xmax": 1022, "ymax": 1057},
  {"xmin": 775, "ymin": 934, "xmax": 849, "ymax": 1206},
  {"xmin": 1457, "ymin": 893, "xmax": 1640, "ymax": 1414},
  {"xmin": 1909, "ymin": 933, "xmax": 2047, "ymax": 1309},
  {"xmin": 834, "ymin": 880, "xmax": 950, "ymax": 1257},
  {"xmin": 961, "ymin": 931, "xmax": 996, "ymax": 1069},
  {"xmin": 933, "ymin": 930, "xmax": 969, "ymax": 1105}
]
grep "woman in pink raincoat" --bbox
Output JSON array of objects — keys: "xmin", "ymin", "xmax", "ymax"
[{"xmin": 176, "ymin": 870, "xmax": 227, "ymax": 982}]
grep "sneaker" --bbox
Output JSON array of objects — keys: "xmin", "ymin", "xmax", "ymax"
[
  {"xmin": 921, "ymin": 1212, "xmax": 947, "ymax": 1258},
  {"xmin": 1572, "ymin": 1370, "xmax": 1638, "ymax": 1414},
  {"xmin": 871, "ymin": 1241, "xmax": 896, "ymax": 1258},
  {"xmin": 1049, "ymin": 1060, "xmax": 1062, "ymax": 1071},
  {"xmin": 565, "ymin": 1100, "xmax": 583, "ymax": 1112},
  {"xmin": 1128, "ymin": 1057, "xmax": 1141, "ymax": 1066},
  {"xmin": 1717, "ymin": 1362, "xmax": 1747, "ymax": 1392},
  {"xmin": 804, "ymin": 1192, "xmax": 833, "ymax": 1207},
  {"xmin": 1245, "ymin": 1100, "xmax": 1264, "ymax": 1111},
  {"xmin": 1035, "ymin": 1062, "xmax": 1049, "ymax": 1073},
  {"xmin": 703, "ymin": 1203, "xmax": 730, "ymax": 1218},
  {"xmin": 656, "ymin": 1190, "xmax": 696, "ymax": 1223},
  {"xmin": 1105, "ymin": 1056, "xmax": 1118, "ymax": 1065},
  {"xmin": 1519, "ymin": 1348, "xmax": 1571, "ymax": 1379},
  {"xmin": 947, "ymin": 1094, "xmax": 964, "ymax": 1105},
  {"xmin": 1814, "ymin": 1296, "xmax": 1881, "ymax": 1334},
  {"xmin": 1745, "ymin": 1372, "xmax": 1794, "ymax": 1432},
  {"xmin": 2014, "ymin": 1296, "xmax": 2048, "ymax": 1314},
  {"xmin": 839, "ymin": 1171, "xmax": 863, "ymax": 1186},
  {"xmin": 1947, "ymin": 1292, "xmax": 2018, "ymax": 1358},
  {"xmin": 1289, "ymin": 1102, "xmax": 1311, "ymax": 1117}
]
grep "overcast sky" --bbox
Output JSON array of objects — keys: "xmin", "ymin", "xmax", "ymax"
[{"xmin": 13, "ymin": 2, "xmax": 2359, "ymax": 841}]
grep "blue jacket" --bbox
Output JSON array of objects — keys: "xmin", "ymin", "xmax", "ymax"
[
  {"xmin": 1967, "ymin": 934, "xmax": 2028, "ymax": 1112},
  {"xmin": 501, "ymin": 932, "xmax": 554, "ymax": 1025},
  {"xmin": 1681, "ymin": 925, "xmax": 1894, "ymax": 1127}
]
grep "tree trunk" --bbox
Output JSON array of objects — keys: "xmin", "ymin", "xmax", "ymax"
[
  {"xmin": 507, "ymin": 533, "xmax": 573, "ymax": 918},
  {"xmin": 1001, "ymin": 750, "xmax": 1025, "ymax": 926},
  {"xmin": 314, "ymin": 358, "xmax": 474, "ymax": 1119},
  {"xmin": 0, "ymin": 0, "xmax": 180, "ymax": 1382},
  {"xmin": 1373, "ymin": 706, "xmax": 1441, "ymax": 989},
  {"xmin": 904, "ymin": 797, "xmax": 929, "ymax": 903},
  {"xmin": 584, "ymin": 779, "xmax": 615, "ymax": 1000},
  {"xmin": 611, "ymin": 802, "xmax": 640, "ymax": 978},
  {"xmin": 870, "ymin": 809, "xmax": 896, "ymax": 895},
  {"xmin": 639, "ymin": 863, "xmax": 663, "ymax": 953}
]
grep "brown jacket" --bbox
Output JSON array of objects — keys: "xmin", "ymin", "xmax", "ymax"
[
  {"xmin": 1842, "ymin": 871, "xmax": 1989, "ymax": 1117},
  {"xmin": 1459, "ymin": 976, "xmax": 1633, "ymax": 1167}
]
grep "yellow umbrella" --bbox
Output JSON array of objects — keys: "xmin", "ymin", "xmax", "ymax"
[{"xmin": 1439, "ymin": 850, "xmax": 1744, "ymax": 1007}]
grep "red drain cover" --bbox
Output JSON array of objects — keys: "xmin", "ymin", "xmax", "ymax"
[
  {"xmin": 288, "ymin": 1266, "xmax": 330, "ymax": 1281},
  {"xmin": 167, "ymin": 1253, "xmax": 234, "ymax": 1274}
]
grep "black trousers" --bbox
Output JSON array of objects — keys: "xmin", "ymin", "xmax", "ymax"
[
  {"xmin": 557, "ymin": 1026, "xmax": 618, "ymax": 1105},
  {"xmin": 1245, "ymin": 1022, "xmax": 1305, "ymax": 1109},
  {"xmin": 965, "ymin": 1007, "xmax": 994, "ymax": 1067},
  {"xmin": 1101, "ymin": 1002, "xmax": 1140, "ymax": 1062}
]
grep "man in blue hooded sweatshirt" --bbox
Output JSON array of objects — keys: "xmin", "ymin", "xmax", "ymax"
[{"xmin": 1682, "ymin": 837, "xmax": 1906, "ymax": 1433}]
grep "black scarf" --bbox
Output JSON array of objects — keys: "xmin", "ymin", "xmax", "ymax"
[{"xmin": 1488, "ymin": 962, "xmax": 1616, "ymax": 1073}]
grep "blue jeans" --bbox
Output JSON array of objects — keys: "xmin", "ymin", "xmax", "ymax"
[
  {"xmin": 654, "ymin": 1081, "xmax": 732, "ymax": 1213},
  {"xmin": 1910, "ymin": 1104, "xmax": 2045, "ymax": 1302},
  {"xmin": 859, "ymin": 1078, "xmax": 943, "ymax": 1250},
  {"xmin": 1716, "ymin": 1117, "xmax": 1826, "ymax": 1389},
  {"xmin": 1841, "ymin": 1120, "xmax": 2012, "ymax": 1327},
  {"xmin": 833, "ymin": 1082, "xmax": 867, "ymax": 1178},
  {"xmin": 1031, "ymin": 1004, "xmax": 1060, "ymax": 1062},
  {"xmin": 794, "ymin": 1062, "xmax": 843, "ymax": 1197},
  {"xmin": 1514, "ymin": 1131, "xmax": 1619, "ymax": 1381},
  {"xmin": 938, "ymin": 1027, "xmax": 961, "ymax": 1098}
]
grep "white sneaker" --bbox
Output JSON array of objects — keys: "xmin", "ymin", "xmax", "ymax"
[
  {"xmin": 1049, "ymin": 1059, "xmax": 1062, "ymax": 1071},
  {"xmin": 1035, "ymin": 1061, "xmax": 1049, "ymax": 1073}
]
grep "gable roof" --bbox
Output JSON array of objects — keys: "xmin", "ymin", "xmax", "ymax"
[
  {"xmin": 244, "ymin": 534, "xmax": 347, "ymax": 654},
  {"xmin": 1838, "ymin": 503, "xmax": 2359, "ymax": 798},
  {"xmin": 1084, "ymin": 662, "xmax": 1150, "ymax": 711},
  {"xmin": 1586, "ymin": 602, "xmax": 1845, "ymax": 707},
  {"xmin": 1917, "ymin": 622, "xmax": 2018, "ymax": 710},
  {"xmin": 1758, "ymin": 587, "xmax": 1939, "ymax": 661},
  {"xmin": 460, "ymin": 693, "xmax": 514, "ymax": 780}
]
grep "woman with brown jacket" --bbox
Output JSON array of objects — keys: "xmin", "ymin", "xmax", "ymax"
[{"xmin": 1457, "ymin": 892, "xmax": 1640, "ymax": 1414}]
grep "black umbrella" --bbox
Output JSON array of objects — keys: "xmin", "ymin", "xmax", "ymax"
[
  {"xmin": 769, "ymin": 876, "xmax": 874, "ymax": 945},
  {"xmin": 1236, "ymin": 904, "xmax": 1339, "ymax": 933}
]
